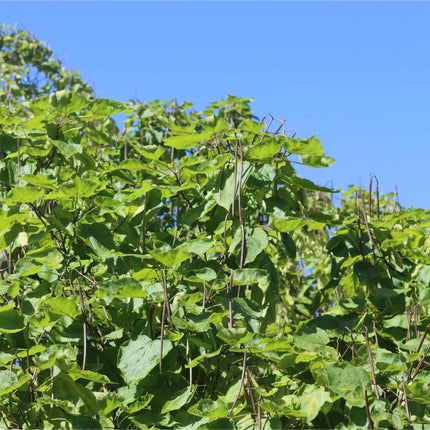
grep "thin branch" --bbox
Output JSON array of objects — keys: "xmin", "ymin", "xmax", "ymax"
[
  {"xmin": 77, "ymin": 279, "xmax": 87, "ymax": 371},
  {"xmin": 391, "ymin": 184, "xmax": 398, "ymax": 212},
  {"xmin": 162, "ymin": 269, "xmax": 173, "ymax": 329},
  {"xmin": 228, "ymin": 270, "xmax": 233, "ymax": 330},
  {"xmin": 237, "ymin": 135, "xmax": 245, "ymax": 271},
  {"xmin": 232, "ymin": 136, "xmax": 239, "ymax": 216},
  {"xmin": 160, "ymin": 299, "xmax": 166, "ymax": 372},
  {"xmin": 246, "ymin": 369, "xmax": 257, "ymax": 416},
  {"xmin": 361, "ymin": 191, "xmax": 376, "ymax": 258},
  {"xmin": 364, "ymin": 326, "xmax": 380, "ymax": 401},
  {"xmin": 229, "ymin": 348, "xmax": 247, "ymax": 416},
  {"xmin": 402, "ymin": 377, "xmax": 411, "ymax": 422},
  {"xmin": 17, "ymin": 138, "xmax": 21, "ymax": 187},
  {"xmin": 356, "ymin": 193, "xmax": 371, "ymax": 282},
  {"xmin": 364, "ymin": 388, "xmax": 374, "ymax": 430}
]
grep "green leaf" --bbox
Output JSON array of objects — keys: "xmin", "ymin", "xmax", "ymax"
[
  {"xmin": 100, "ymin": 278, "xmax": 148, "ymax": 298},
  {"xmin": 149, "ymin": 248, "xmax": 191, "ymax": 266},
  {"xmin": 274, "ymin": 218, "xmax": 326, "ymax": 232},
  {"xmin": 294, "ymin": 327, "xmax": 330, "ymax": 353},
  {"xmin": 406, "ymin": 380, "xmax": 430, "ymax": 404},
  {"xmin": 118, "ymin": 159, "xmax": 147, "ymax": 171},
  {"xmin": 229, "ymin": 227, "xmax": 268, "ymax": 265},
  {"xmin": 301, "ymin": 154, "xmax": 336, "ymax": 168},
  {"xmin": 0, "ymin": 309, "xmax": 26, "ymax": 333},
  {"xmin": 165, "ymin": 131, "xmax": 212, "ymax": 149},
  {"xmin": 131, "ymin": 144, "xmax": 165, "ymax": 160},
  {"xmin": 51, "ymin": 139, "xmax": 82, "ymax": 157},
  {"xmin": 27, "ymin": 247, "xmax": 63, "ymax": 269},
  {"xmin": 284, "ymin": 135, "xmax": 324, "ymax": 156},
  {"xmin": 45, "ymin": 296, "xmax": 81, "ymax": 319},
  {"xmin": 46, "ymin": 178, "xmax": 100, "ymax": 199},
  {"xmin": 88, "ymin": 98, "xmax": 131, "ymax": 119},
  {"xmin": 314, "ymin": 362, "xmax": 371, "ymax": 407},
  {"xmin": 161, "ymin": 385, "xmax": 196, "ymax": 413},
  {"xmin": 54, "ymin": 372, "xmax": 99, "ymax": 415},
  {"xmin": 278, "ymin": 232, "xmax": 296, "ymax": 258},
  {"xmin": 78, "ymin": 223, "xmax": 115, "ymax": 260},
  {"xmin": 217, "ymin": 327, "xmax": 253, "ymax": 345},
  {"xmin": 118, "ymin": 334, "xmax": 172, "ymax": 384},
  {"xmin": 188, "ymin": 399, "xmax": 230, "ymax": 418},
  {"xmin": 21, "ymin": 174, "xmax": 57, "ymax": 189},
  {"xmin": 300, "ymin": 386, "xmax": 331, "ymax": 422},
  {"xmin": 49, "ymin": 90, "xmax": 88, "ymax": 114},
  {"xmin": 0, "ymin": 371, "xmax": 19, "ymax": 395},
  {"xmin": 213, "ymin": 162, "xmax": 253, "ymax": 210},
  {"xmin": 248, "ymin": 139, "xmax": 283, "ymax": 159},
  {"xmin": 233, "ymin": 268, "xmax": 269, "ymax": 287},
  {"xmin": 177, "ymin": 239, "xmax": 212, "ymax": 256},
  {"xmin": 6, "ymin": 185, "xmax": 44, "ymax": 204}
]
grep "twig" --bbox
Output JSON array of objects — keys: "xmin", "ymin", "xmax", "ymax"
[
  {"xmin": 162, "ymin": 269, "xmax": 173, "ymax": 328},
  {"xmin": 246, "ymin": 369, "xmax": 257, "ymax": 416},
  {"xmin": 228, "ymin": 270, "xmax": 233, "ymax": 330},
  {"xmin": 407, "ymin": 324, "xmax": 430, "ymax": 382},
  {"xmin": 232, "ymin": 136, "xmax": 239, "ymax": 216},
  {"xmin": 409, "ymin": 344, "xmax": 430, "ymax": 382},
  {"xmin": 237, "ymin": 135, "xmax": 245, "ymax": 271},
  {"xmin": 361, "ymin": 191, "xmax": 376, "ymax": 258},
  {"xmin": 356, "ymin": 192, "xmax": 371, "ymax": 281},
  {"xmin": 391, "ymin": 184, "xmax": 398, "ymax": 213},
  {"xmin": 364, "ymin": 326, "xmax": 380, "ymax": 401},
  {"xmin": 402, "ymin": 377, "xmax": 411, "ymax": 422},
  {"xmin": 77, "ymin": 279, "xmax": 87, "ymax": 371},
  {"xmin": 364, "ymin": 387, "xmax": 374, "ymax": 430},
  {"xmin": 229, "ymin": 348, "xmax": 247, "ymax": 416},
  {"xmin": 159, "ymin": 298, "xmax": 166, "ymax": 372},
  {"xmin": 17, "ymin": 138, "xmax": 21, "ymax": 187}
]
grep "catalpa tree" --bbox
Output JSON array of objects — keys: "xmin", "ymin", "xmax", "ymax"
[{"xmin": 0, "ymin": 25, "xmax": 430, "ymax": 429}]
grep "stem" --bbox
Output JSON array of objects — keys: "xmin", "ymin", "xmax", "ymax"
[
  {"xmin": 160, "ymin": 298, "xmax": 166, "ymax": 372},
  {"xmin": 17, "ymin": 138, "xmax": 21, "ymax": 187},
  {"xmin": 232, "ymin": 136, "xmax": 238, "ymax": 216},
  {"xmin": 391, "ymin": 184, "xmax": 398, "ymax": 212},
  {"xmin": 228, "ymin": 270, "xmax": 233, "ymax": 330},
  {"xmin": 246, "ymin": 369, "xmax": 257, "ymax": 416},
  {"xmin": 402, "ymin": 377, "xmax": 411, "ymax": 422},
  {"xmin": 237, "ymin": 136, "xmax": 245, "ymax": 270},
  {"xmin": 364, "ymin": 326, "xmax": 380, "ymax": 401},
  {"xmin": 77, "ymin": 279, "xmax": 87, "ymax": 371},
  {"xmin": 361, "ymin": 191, "xmax": 376, "ymax": 258},
  {"xmin": 229, "ymin": 348, "xmax": 247, "ymax": 416},
  {"xmin": 356, "ymin": 193, "xmax": 371, "ymax": 282},
  {"xmin": 162, "ymin": 269, "xmax": 173, "ymax": 328},
  {"xmin": 364, "ymin": 388, "xmax": 374, "ymax": 430}
]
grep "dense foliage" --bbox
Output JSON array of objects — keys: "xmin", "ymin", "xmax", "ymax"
[{"xmin": 1, "ymin": 25, "xmax": 430, "ymax": 429}]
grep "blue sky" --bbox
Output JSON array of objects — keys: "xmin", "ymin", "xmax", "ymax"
[{"xmin": 2, "ymin": 2, "xmax": 429, "ymax": 209}]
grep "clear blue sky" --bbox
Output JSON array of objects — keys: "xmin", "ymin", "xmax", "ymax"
[{"xmin": 2, "ymin": 2, "xmax": 429, "ymax": 209}]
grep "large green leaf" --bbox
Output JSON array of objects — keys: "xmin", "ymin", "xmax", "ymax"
[
  {"xmin": 149, "ymin": 248, "xmax": 191, "ymax": 266},
  {"xmin": 118, "ymin": 334, "xmax": 172, "ymax": 384},
  {"xmin": 45, "ymin": 296, "xmax": 81, "ymax": 319},
  {"xmin": 313, "ymin": 362, "xmax": 371, "ymax": 407},
  {"xmin": 294, "ymin": 327, "xmax": 330, "ymax": 353},
  {"xmin": 46, "ymin": 178, "xmax": 100, "ymax": 199},
  {"xmin": 6, "ymin": 185, "xmax": 44, "ymax": 204},
  {"xmin": 300, "ymin": 386, "xmax": 332, "ymax": 422},
  {"xmin": 165, "ymin": 131, "xmax": 212, "ymax": 149},
  {"xmin": 0, "ymin": 309, "xmax": 26, "ymax": 333},
  {"xmin": 78, "ymin": 223, "xmax": 115, "ymax": 260}
]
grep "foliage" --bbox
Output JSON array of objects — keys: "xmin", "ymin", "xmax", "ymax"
[{"xmin": 1, "ymin": 25, "xmax": 430, "ymax": 429}]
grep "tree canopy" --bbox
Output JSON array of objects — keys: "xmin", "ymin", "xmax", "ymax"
[{"xmin": 0, "ymin": 25, "xmax": 430, "ymax": 429}]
